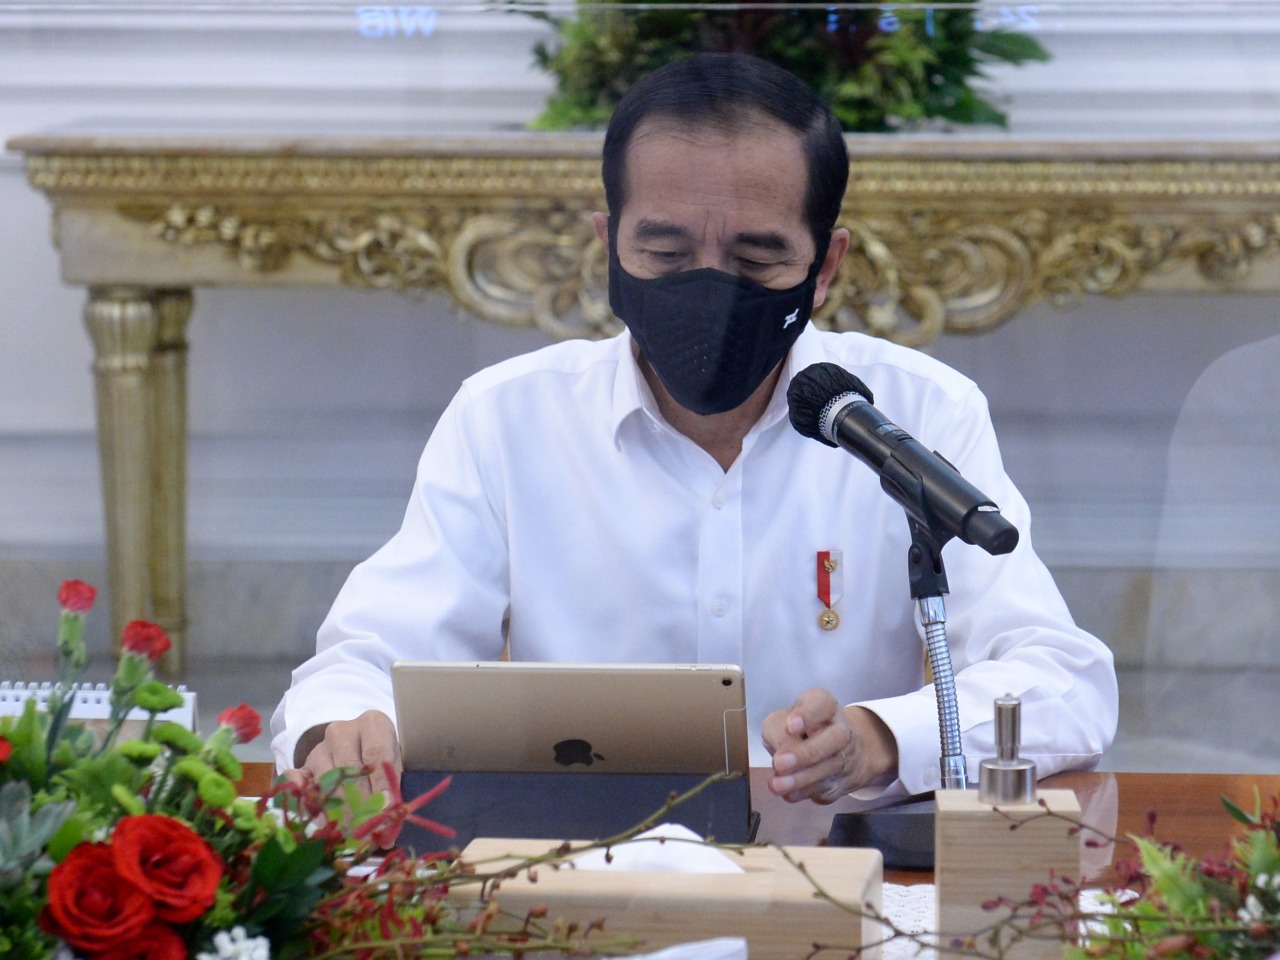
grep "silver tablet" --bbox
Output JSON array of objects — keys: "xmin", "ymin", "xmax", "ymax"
[{"xmin": 392, "ymin": 661, "xmax": 748, "ymax": 775}]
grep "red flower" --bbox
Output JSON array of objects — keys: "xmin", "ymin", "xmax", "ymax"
[
  {"xmin": 0, "ymin": 736, "xmax": 11, "ymax": 763},
  {"xmin": 120, "ymin": 620, "xmax": 172, "ymax": 662},
  {"xmin": 111, "ymin": 815, "xmax": 223, "ymax": 923},
  {"xmin": 94, "ymin": 923, "xmax": 187, "ymax": 960},
  {"xmin": 39, "ymin": 843, "xmax": 155, "ymax": 953},
  {"xmin": 352, "ymin": 764, "xmax": 456, "ymax": 849},
  {"xmin": 217, "ymin": 702, "xmax": 263, "ymax": 743},
  {"xmin": 58, "ymin": 579, "xmax": 98, "ymax": 613}
]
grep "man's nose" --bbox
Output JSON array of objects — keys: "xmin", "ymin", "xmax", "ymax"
[{"xmin": 690, "ymin": 247, "xmax": 728, "ymax": 272}]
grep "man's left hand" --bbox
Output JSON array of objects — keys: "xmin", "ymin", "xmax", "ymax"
[{"xmin": 762, "ymin": 689, "xmax": 899, "ymax": 803}]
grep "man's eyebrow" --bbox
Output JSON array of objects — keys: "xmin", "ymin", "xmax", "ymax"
[
  {"xmin": 632, "ymin": 219, "xmax": 690, "ymax": 241},
  {"xmin": 734, "ymin": 231, "xmax": 795, "ymax": 253}
]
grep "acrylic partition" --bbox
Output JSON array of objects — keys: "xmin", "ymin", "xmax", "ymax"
[{"xmin": 0, "ymin": 0, "xmax": 1278, "ymax": 767}]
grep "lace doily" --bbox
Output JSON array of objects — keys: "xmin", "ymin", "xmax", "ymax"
[{"xmin": 879, "ymin": 883, "xmax": 1115, "ymax": 959}]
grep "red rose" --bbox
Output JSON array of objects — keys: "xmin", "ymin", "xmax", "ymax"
[
  {"xmin": 58, "ymin": 579, "xmax": 98, "ymax": 613},
  {"xmin": 111, "ymin": 815, "xmax": 223, "ymax": 923},
  {"xmin": 39, "ymin": 843, "xmax": 155, "ymax": 953},
  {"xmin": 120, "ymin": 620, "xmax": 172, "ymax": 662},
  {"xmin": 217, "ymin": 702, "xmax": 262, "ymax": 743},
  {"xmin": 0, "ymin": 735, "xmax": 11, "ymax": 763},
  {"xmin": 94, "ymin": 923, "xmax": 187, "ymax": 960}
]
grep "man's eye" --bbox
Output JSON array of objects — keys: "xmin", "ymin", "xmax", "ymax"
[{"xmin": 646, "ymin": 250, "xmax": 686, "ymax": 263}]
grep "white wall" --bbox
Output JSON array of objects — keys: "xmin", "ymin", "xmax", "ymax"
[{"xmin": 3, "ymin": 0, "xmax": 1280, "ymax": 582}]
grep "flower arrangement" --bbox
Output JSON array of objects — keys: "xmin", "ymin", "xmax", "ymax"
[
  {"xmin": 0, "ymin": 582, "xmax": 643, "ymax": 960},
  {"xmin": 514, "ymin": 0, "xmax": 1051, "ymax": 132},
  {"xmin": 6, "ymin": 581, "xmax": 1280, "ymax": 960},
  {"xmin": 1067, "ymin": 795, "xmax": 1280, "ymax": 960}
]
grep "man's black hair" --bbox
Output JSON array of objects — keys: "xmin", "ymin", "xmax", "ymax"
[{"xmin": 602, "ymin": 53, "xmax": 849, "ymax": 256}]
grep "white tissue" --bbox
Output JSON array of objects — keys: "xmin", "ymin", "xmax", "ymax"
[
  {"xmin": 571, "ymin": 822, "xmax": 745, "ymax": 874},
  {"xmin": 572, "ymin": 824, "xmax": 748, "ymax": 960},
  {"xmin": 631, "ymin": 937, "xmax": 748, "ymax": 960}
]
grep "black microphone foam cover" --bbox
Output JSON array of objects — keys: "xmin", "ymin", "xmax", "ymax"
[{"xmin": 787, "ymin": 362, "xmax": 875, "ymax": 447}]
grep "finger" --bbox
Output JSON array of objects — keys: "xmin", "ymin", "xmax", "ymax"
[
  {"xmin": 771, "ymin": 712, "xmax": 850, "ymax": 774},
  {"xmin": 356, "ymin": 712, "xmax": 402, "ymax": 799},
  {"xmin": 784, "ymin": 688, "xmax": 840, "ymax": 739},
  {"xmin": 788, "ymin": 719, "xmax": 853, "ymax": 771},
  {"xmin": 303, "ymin": 738, "xmax": 340, "ymax": 780},
  {"xmin": 760, "ymin": 709, "xmax": 790, "ymax": 755},
  {"xmin": 770, "ymin": 745, "xmax": 851, "ymax": 803},
  {"xmin": 282, "ymin": 768, "xmax": 312, "ymax": 790}
]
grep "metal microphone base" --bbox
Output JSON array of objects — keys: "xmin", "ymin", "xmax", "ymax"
[{"xmin": 827, "ymin": 796, "xmax": 937, "ymax": 871}]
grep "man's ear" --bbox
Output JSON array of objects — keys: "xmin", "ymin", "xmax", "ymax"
[
  {"xmin": 812, "ymin": 227, "xmax": 850, "ymax": 310},
  {"xmin": 592, "ymin": 211, "xmax": 610, "ymax": 252}
]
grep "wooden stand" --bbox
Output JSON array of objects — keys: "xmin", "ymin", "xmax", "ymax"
[
  {"xmin": 935, "ymin": 788, "xmax": 1082, "ymax": 960},
  {"xmin": 454, "ymin": 838, "xmax": 884, "ymax": 959}
]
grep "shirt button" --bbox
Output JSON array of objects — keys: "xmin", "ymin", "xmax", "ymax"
[
  {"xmin": 711, "ymin": 492, "xmax": 726, "ymax": 509},
  {"xmin": 711, "ymin": 601, "xmax": 728, "ymax": 616}
]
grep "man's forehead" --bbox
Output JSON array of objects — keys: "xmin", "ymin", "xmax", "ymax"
[
  {"xmin": 627, "ymin": 110, "xmax": 802, "ymax": 155},
  {"xmin": 617, "ymin": 113, "xmax": 809, "ymax": 226}
]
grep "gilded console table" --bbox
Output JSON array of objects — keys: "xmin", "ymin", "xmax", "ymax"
[{"xmin": 8, "ymin": 128, "xmax": 1280, "ymax": 672}]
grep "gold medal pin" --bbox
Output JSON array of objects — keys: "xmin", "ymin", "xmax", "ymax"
[{"xmin": 816, "ymin": 549, "xmax": 843, "ymax": 631}]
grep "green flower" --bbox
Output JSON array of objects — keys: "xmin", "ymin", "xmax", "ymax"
[
  {"xmin": 118, "ymin": 740, "xmax": 163, "ymax": 766},
  {"xmin": 197, "ymin": 772, "xmax": 236, "ymax": 809},
  {"xmin": 229, "ymin": 798, "xmax": 277, "ymax": 843},
  {"xmin": 173, "ymin": 756, "xmax": 215, "ymax": 784},
  {"xmin": 203, "ymin": 886, "xmax": 238, "ymax": 930},
  {"xmin": 210, "ymin": 747, "xmax": 243, "ymax": 783},
  {"xmin": 152, "ymin": 722, "xmax": 204, "ymax": 755},
  {"xmin": 133, "ymin": 681, "xmax": 185, "ymax": 714}
]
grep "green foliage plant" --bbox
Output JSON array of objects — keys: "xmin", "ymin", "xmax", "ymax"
[{"xmin": 517, "ymin": 1, "xmax": 1051, "ymax": 132}]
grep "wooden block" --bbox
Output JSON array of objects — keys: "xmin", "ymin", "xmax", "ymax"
[
  {"xmin": 453, "ymin": 838, "xmax": 884, "ymax": 959},
  {"xmin": 935, "ymin": 788, "xmax": 1082, "ymax": 960}
]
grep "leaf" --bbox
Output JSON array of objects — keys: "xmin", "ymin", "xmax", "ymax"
[
  {"xmin": 45, "ymin": 813, "xmax": 87, "ymax": 862},
  {"xmin": 972, "ymin": 29, "xmax": 1052, "ymax": 64},
  {"xmin": 251, "ymin": 836, "xmax": 327, "ymax": 892},
  {"xmin": 249, "ymin": 834, "xmax": 289, "ymax": 888},
  {"xmin": 52, "ymin": 751, "xmax": 141, "ymax": 819},
  {"xmin": 1237, "ymin": 826, "xmax": 1280, "ymax": 881},
  {"xmin": 273, "ymin": 839, "xmax": 327, "ymax": 890},
  {"xmin": 1221, "ymin": 789, "xmax": 1261, "ymax": 826},
  {"xmin": 936, "ymin": 90, "xmax": 1009, "ymax": 127},
  {"xmin": 1133, "ymin": 836, "xmax": 1207, "ymax": 917}
]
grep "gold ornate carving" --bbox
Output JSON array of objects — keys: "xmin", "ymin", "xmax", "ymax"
[
  {"xmin": 822, "ymin": 209, "xmax": 1280, "ymax": 346},
  {"xmin": 122, "ymin": 202, "xmax": 620, "ymax": 341},
  {"xmin": 122, "ymin": 200, "xmax": 1280, "ymax": 346}
]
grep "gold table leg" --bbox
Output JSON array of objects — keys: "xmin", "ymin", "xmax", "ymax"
[
  {"xmin": 150, "ymin": 289, "xmax": 193, "ymax": 674},
  {"xmin": 84, "ymin": 286, "xmax": 192, "ymax": 676}
]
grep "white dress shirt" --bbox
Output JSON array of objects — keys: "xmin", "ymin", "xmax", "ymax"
[{"xmin": 270, "ymin": 325, "xmax": 1117, "ymax": 797}]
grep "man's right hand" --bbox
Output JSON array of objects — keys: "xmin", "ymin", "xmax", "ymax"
[{"xmin": 283, "ymin": 709, "xmax": 402, "ymax": 800}]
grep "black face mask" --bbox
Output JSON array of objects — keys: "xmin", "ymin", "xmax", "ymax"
[{"xmin": 608, "ymin": 232, "xmax": 827, "ymax": 416}]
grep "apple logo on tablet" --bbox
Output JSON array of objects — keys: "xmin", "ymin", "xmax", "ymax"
[{"xmin": 554, "ymin": 739, "xmax": 605, "ymax": 767}]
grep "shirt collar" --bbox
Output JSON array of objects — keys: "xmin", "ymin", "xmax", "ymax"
[
  {"xmin": 610, "ymin": 324, "xmax": 830, "ymax": 448},
  {"xmin": 756, "ymin": 323, "xmax": 828, "ymax": 434},
  {"xmin": 610, "ymin": 329, "xmax": 648, "ymax": 448}
]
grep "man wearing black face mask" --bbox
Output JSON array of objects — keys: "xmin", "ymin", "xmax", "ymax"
[{"xmin": 272, "ymin": 54, "xmax": 1117, "ymax": 811}]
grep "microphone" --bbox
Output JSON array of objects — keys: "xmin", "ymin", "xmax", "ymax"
[{"xmin": 787, "ymin": 362, "xmax": 1019, "ymax": 556}]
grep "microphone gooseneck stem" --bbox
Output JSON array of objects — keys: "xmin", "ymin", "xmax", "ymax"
[{"xmin": 919, "ymin": 594, "xmax": 968, "ymax": 790}]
